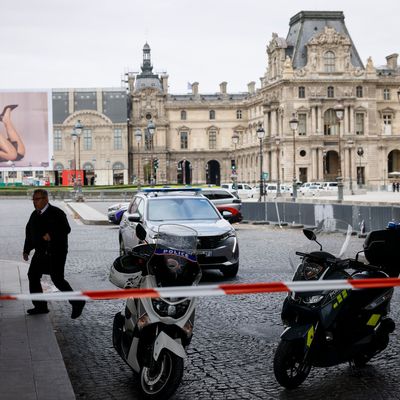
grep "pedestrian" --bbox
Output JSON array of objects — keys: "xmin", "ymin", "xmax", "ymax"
[
  {"xmin": 393, "ymin": 182, "xmax": 396, "ymax": 192},
  {"xmin": 23, "ymin": 189, "xmax": 85, "ymax": 318},
  {"xmin": 397, "ymin": 182, "xmax": 400, "ymax": 192}
]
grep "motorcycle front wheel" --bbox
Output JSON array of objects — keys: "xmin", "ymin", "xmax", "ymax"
[
  {"xmin": 273, "ymin": 340, "xmax": 311, "ymax": 389},
  {"xmin": 139, "ymin": 350, "xmax": 184, "ymax": 399}
]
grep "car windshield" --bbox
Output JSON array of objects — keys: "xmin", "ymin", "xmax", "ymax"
[{"xmin": 148, "ymin": 198, "xmax": 220, "ymax": 221}]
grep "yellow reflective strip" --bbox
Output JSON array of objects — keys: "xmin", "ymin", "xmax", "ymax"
[
  {"xmin": 337, "ymin": 294, "xmax": 343, "ymax": 303},
  {"xmin": 306, "ymin": 325, "xmax": 315, "ymax": 348},
  {"xmin": 367, "ymin": 314, "xmax": 381, "ymax": 326},
  {"xmin": 342, "ymin": 290, "xmax": 348, "ymax": 299},
  {"xmin": 333, "ymin": 302, "xmax": 338, "ymax": 309}
]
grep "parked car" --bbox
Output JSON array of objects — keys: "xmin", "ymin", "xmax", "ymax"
[
  {"xmin": 298, "ymin": 182, "xmax": 323, "ymax": 195},
  {"xmin": 322, "ymin": 181, "xmax": 338, "ymax": 191},
  {"xmin": 221, "ymin": 183, "xmax": 256, "ymax": 198},
  {"xmin": 201, "ymin": 188, "xmax": 243, "ymax": 223},
  {"xmin": 108, "ymin": 202, "xmax": 129, "ymax": 224},
  {"xmin": 119, "ymin": 188, "xmax": 240, "ymax": 277},
  {"xmin": 265, "ymin": 183, "xmax": 292, "ymax": 195}
]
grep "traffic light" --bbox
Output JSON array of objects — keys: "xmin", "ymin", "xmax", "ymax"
[
  {"xmin": 231, "ymin": 159, "xmax": 236, "ymax": 171},
  {"xmin": 153, "ymin": 158, "xmax": 159, "ymax": 169}
]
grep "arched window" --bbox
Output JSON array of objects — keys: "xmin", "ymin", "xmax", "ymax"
[
  {"xmin": 54, "ymin": 163, "xmax": 64, "ymax": 171},
  {"xmin": 324, "ymin": 109, "xmax": 339, "ymax": 136},
  {"xmin": 327, "ymin": 86, "xmax": 334, "ymax": 98},
  {"xmin": 180, "ymin": 110, "xmax": 187, "ymax": 120},
  {"xmin": 209, "ymin": 110, "xmax": 215, "ymax": 120},
  {"xmin": 112, "ymin": 162, "xmax": 124, "ymax": 170},
  {"xmin": 324, "ymin": 51, "xmax": 336, "ymax": 72},
  {"xmin": 83, "ymin": 162, "xmax": 94, "ymax": 172},
  {"xmin": 83, "ymin": 129, "xmax": 92, "ymax": 150},
  {"xmin": 209, "ymin": 130, "xmax": 217, "ymax": 149}
]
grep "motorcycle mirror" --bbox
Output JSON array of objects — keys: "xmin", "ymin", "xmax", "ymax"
[
  {"xmin": 303, "ymin": 229, "xmax": 316, "ymax": 241},
  {"xmin": 136, "ymin": 224, "xmax": 147, "ymax": 241},
  {"xmin": 303, "ymin": 228, "xmax": 323, "ymax": 251}
]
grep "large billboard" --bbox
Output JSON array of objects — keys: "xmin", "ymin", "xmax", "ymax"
[{"xmin": 0, "ymin": 91, "xmax": 52, "ymax": 170}]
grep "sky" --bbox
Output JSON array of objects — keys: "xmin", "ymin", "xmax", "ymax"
[{"xmin": 2, "ymin": 0, "xmax": 400, "ymax": 94}]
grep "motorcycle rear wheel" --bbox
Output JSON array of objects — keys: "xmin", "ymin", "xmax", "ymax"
[
  {"xmin": 274, "ymin": 340, "xmax": 311, "ymax": 389},
  {"xmin": 139, "ymin": 350, "xmax": 184, "ymax": 399}
]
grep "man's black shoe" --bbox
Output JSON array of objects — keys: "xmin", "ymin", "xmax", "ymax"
[
  {"xmin": 71, "ymin": 301, "xmax": 86, "ymax": 319},
  {"xmin": 27, "ymin": 307, "xmax": 49, "ymax": 315}
]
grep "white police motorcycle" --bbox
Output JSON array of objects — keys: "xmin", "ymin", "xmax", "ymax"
[{"xmin": 110, "ymin": 223, "xmax": 201, "ymax": 399}]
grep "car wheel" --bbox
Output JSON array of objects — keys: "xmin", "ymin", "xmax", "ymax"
[{"xmin": 221, "ymin": 262, "xmax": 239, "ymax": 278}]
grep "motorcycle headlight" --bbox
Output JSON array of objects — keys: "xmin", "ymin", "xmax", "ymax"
[{"xmin": 151, "ymin": 299, "xmax": 191, "ymax": 318}]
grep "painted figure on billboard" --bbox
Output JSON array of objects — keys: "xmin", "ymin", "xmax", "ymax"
[
  {"xmin": 0, "ymin": 105, "xmax": 26, "ymax": 162},
  {"xmin": 0, "ymin": 91, "xmax": 51, "ymax": 170}
]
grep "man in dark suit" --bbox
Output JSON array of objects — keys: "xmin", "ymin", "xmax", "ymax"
[{"xmin": 23, "ymin": 189, "xmax": 85, "ymax": 319}]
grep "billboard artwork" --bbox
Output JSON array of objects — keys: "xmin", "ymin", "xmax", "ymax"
[{"xmin": 0, "ymin": 91, "xmax": 52, "ymax": 169}]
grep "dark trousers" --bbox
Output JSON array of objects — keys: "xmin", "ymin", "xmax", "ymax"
[{"xmin": 28, "ymin": 251, "xmax": 76, "ymax": 309}]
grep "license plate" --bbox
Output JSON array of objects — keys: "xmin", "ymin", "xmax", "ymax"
[{"xmin": 197, "ymin": 250, "xmax": 212, "ymax": 257}]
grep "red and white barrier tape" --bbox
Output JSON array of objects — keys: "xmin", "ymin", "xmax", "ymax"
[{"xmin": 0, "ymin": 277, "xmax": 399, "ymax": 301}]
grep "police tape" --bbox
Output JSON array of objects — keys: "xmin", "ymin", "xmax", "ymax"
[{"xmin": 1, "ymin": 277, "xmax": 400, "ymax": 301}]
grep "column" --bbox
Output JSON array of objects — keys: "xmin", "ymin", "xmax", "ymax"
[
  {"xmin": 349, "ymin": 106, "xmax": 354, "ymax": 134},
  {"xmin": 311, "ymin": 148, "xmax": 318, "ymax": 181},
  {"xmin": 311, "ymin": 107, "xmax": 316, "ymax": 134},
  {"xmin": 271, "ymin": 110, "xmax": 277, "ymax": 136},
  {"xmin": 318, "ymin": 148, "xmax": 324, "ymax": 181}
]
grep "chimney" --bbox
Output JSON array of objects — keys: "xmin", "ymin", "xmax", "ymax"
[
  {"xmin": 219, "ymin": 81, "xmax": 227, "ymax": 94},
  {"xmin": 386, "ymin": 53, "xmax": 398, "ymax": 70},
  {"xmin": 248, "ymin": 81, "xmax": 256, "ymax": 94},
  {"xmin": 161, "ymin": 74, "xmax": 169, "ymax": 93},
  {"xmin": 191, "ymin": 82, "xmax": 199, "ymax": 96}
]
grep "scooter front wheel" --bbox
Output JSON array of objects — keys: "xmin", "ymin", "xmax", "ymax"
[
  {"xmin": 273, "ymin": 340, "xmax": 311, "ymax": 389},
  {"xmin": 139, "ymin": 350, "xmax": 184, "ymax": 399}
]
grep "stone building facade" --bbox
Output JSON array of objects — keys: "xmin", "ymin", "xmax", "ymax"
[
  {"xmin": 125, "ymin": 11, "xmax": 400, "ymax": 190},
  {"xmin": 52, "ymin": 88, "xmax": 128, "ymax": 185},
  {"xmin": 47, "ymin": 10, "xmax": 400, "ymax": 189}
]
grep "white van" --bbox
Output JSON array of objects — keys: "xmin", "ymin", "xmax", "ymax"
[
  {"xmin": 322, "ymin": 182, "xmax": 338, "ymax": 191},
  {"xmin": 221, "ymin": 183, "xmax": 256, "ymax": 198}
]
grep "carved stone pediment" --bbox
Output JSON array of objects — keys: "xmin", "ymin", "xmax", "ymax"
[{"xmin": 308, "ymin": 26, "xmax": 351, "ymax": 46}]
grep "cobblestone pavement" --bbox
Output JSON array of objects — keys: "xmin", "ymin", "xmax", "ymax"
[{"xmin": 2, "ymin": 199, "xmax": 400, "ymax": 400}]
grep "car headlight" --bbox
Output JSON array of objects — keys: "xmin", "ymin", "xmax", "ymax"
[
  {"xmin": 108, "ymin": 204, "xmax": 121, "ymax": 211},
  {"xmin": 302, "ymin": 295, "xmax": 324, "ymax": 305},
  {"xmin": 221, "ymin": 229, "xmax": 236, "ymax": 241}
]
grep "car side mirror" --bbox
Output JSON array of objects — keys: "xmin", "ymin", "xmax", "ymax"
[
  {"xmin": 136, "ymin": 223, "xmax": 147, "ymax": 241},
  {"xmin": 128, "ymin": 213, "xmax": 141, "ymax": 223},
  {"xmin": 222, "ymin": 210, "xmax": 233, "ymax": 220}
]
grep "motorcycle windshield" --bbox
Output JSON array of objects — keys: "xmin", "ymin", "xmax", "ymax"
[
  {"xmin": 148, "ymin": 224, "xmax": 201, "ymax": 287},
  {"xmin": 289, "ymin": 218, "xmax": 353, "ymax": 275}
]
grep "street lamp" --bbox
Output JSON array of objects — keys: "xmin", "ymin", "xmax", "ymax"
[
  {"xmin": 334, "ymin": 103, "xmax": 345, "ymax": 202},
  {"xmin": 231, "ymin": 131, "xmax": 239, "ymax": 190},
  {"xmin": 289, "ymin": 113, "xmax": 299, "ymax": 200},
  {"xmin": 146, "ymin": 121, "xmax": 156, "ymax": 185},
  {"xmin": 347, "ymin": 139, "xmax": 354, "ymax": 194},
  {"xmin": 106, "ymin": 159, "xmax": 111, "ymax": 186},
  {"xmin": 357, "ymin": 146, "xmax": 364, "ymax": 188},
  {"xmin": 275, "ymin": 137, "xmax": 281, "ymax": 197},
  {"xmin": 135, "ymin": 129, "xmax": 142, "ymax": 189},
  {"xmin": 71, "ymin": 120, "xmax": 83, "ymax": 183},
  {"xmin": 256, "ymin": 126, "xmax": 265, "ymax": 202}
]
